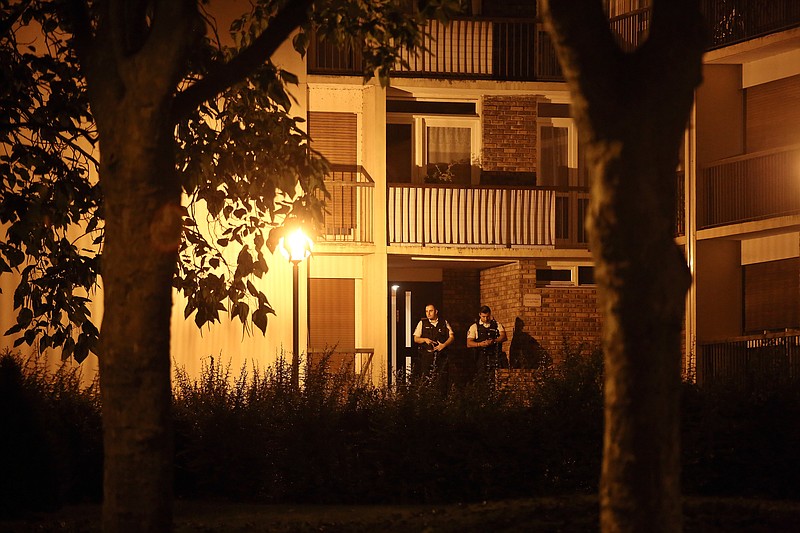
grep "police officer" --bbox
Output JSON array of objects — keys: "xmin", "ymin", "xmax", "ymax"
[
  {"xmin": 412, "ymin": 303, "xmax": 454, "ymax": 383},
  {"xmin": 466, "ymin": 305, "xmax": 508, "ymax": 380}
]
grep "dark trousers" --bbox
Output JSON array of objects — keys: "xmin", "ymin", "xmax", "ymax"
[{"xmin": 413, "ymin": 350, "xmax": 449, "ymax": 392}]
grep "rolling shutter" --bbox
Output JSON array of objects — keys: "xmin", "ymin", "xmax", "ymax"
[
  {"xmin": 746, "ymin": 74, "xmax": 800, "ymax": 152},
  {"xmin": 308, "ymin": 278, "xmax": 356, "ymax": 372},
  {"xmin": 309, "ymin": 112, "xmax": 358, "ymax": 236}
]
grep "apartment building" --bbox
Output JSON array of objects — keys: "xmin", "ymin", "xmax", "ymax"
[
  {"xmin": 688, "ymin": 1, "xmax": 800, "ymax": 386},
  {"xmin": 293, "ymin": 0, "xmax": 800, "ymax": 386},
  {"xmin": 2, "ymin": 1, "xmax": 797, "ymax": 387}
]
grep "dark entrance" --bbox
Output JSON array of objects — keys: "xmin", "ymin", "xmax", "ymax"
[{"xmin": 387, "ymin": 281, "xmax": 442, "ymax": 385}]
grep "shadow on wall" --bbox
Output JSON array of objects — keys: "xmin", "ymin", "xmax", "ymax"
[{"xmin": 508, "ymin": 317, "xmax": 551, "ymax": 369}]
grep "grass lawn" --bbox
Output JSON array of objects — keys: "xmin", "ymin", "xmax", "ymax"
[{"xmin": 3, "ymin": 496, "xmax": 800, "ymax": 532}]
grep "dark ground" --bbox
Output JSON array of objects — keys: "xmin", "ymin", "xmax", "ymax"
[{"xmin": 3, "ymin": 496, "xmax": 800, "ymax": 532}]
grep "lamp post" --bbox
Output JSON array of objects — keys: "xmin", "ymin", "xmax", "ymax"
[
  {"xmin": 279, "ymin": 227, "xmax": 313, "ymax": 389},
  {"xmin": 390, "ymin": 284, "xmax": 399, "ymax": 387}
]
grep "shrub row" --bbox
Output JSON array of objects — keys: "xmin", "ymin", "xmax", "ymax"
[{"xmin": 2, "ymin": 343, "xmax": 798, "ymax": 517}]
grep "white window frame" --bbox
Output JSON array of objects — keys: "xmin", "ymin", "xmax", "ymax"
[
  {"xmin": 536, "ymin": 262, "xmax": 596, "ymax": 287},
  {"xmin": 387, "ymin": 113, "xmax": 481, "ymax": 185},
  {"xmin": 537, "ymin": 117, "xmax": 580, "ymax": 187}
]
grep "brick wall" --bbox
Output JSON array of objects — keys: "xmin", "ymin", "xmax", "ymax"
[
  {"xmin": 481, "ymin": 261, "xmax": 602, "ymax": 364},
  {"xmin": 482, "ymin": 95, "xmax": 538, "ymax": 183},
  {"xmin": 535, "ymin": 286, "xmax": 602, "ymax": 359},
  {"xmin": 479, "ymin": 262, "xmax": 523, "ymax": 344},
  {"xmin": 442, "ymin": 269, "xmax": 480, "ymax": 344},
  {"xmin": 442, "ymin": 269, "xmax": 480, "ymax": 386}
]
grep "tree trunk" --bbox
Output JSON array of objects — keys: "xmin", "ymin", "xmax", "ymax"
[
  {"xmin": 97, "ymin": 102, "xmax": 181, "ymax": 531},
  {"xmin": 542, "ymin": 1, "xmax": 705, "ymax": 531},
  {"xmin": 590, "ymin": 144, "xmax": 691, "ymax": 533},
  {"xmin": 83, "ymin": 5, "xmax": 197, "ymax": 529}
]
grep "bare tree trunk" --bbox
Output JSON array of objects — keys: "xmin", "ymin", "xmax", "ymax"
[
  {"xmin": 76, "ymin": 3, "xmax": 201, "ymax": 530},
  {"xmin": 542, "ymin": 1, "xmax": 705, "ymax": 531},
  {"xmin": 98, "ymin": 110, "xmax": 179, "ymax": 531}
]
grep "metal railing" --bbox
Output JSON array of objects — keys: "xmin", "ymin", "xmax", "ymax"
[
  {"xmin": 309, "ymin": 5, "xmax": 800, "ymax": 81},
  {"xmin": 554, "ymin": 189, "xmax": 590, "ymax": 247},
  {"xmin": 676, "ymin": 170, "xmax": 685, "ymax": 237},
  {"xmin": 307, "ymin": 348, "xmax": 375, "ymax": 380},
  {"xmin": 316, "ymin": 165, "xmax": 374, "ymax": 244},
  {"xmin": 608, "ymin": 7, "xmax": 651, "ymax": 52},
  {"xmin": 387, "ymin": 184, "xmax": 590, "ymax": 248},
  {"xmin": 697, "ymin": 331, "xmax": 800, "ymax": 388},
  {"xmin": 309, "ymin": 18, "xmax": 562, "ymax": 81},
  {"xmin": 701, "ymin": 0, "xmax": 800, "ymax": 50},
  {"xmin": 697, "ymin": 145, "xmax": 800, "ymax": 229}
]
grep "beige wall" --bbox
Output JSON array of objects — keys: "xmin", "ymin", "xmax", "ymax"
[{"xmin": 696, "ymin": 239, "xmax": 742, "ymax": 341}]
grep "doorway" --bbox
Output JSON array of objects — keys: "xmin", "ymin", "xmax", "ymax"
[{"xmin": 387, "ymin": 281, "xmax": 442, "ymax": 384}]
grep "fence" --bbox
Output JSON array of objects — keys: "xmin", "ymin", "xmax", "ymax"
[
  {"xmin": 697, "ymin": 331, "xmax": 800, "ymax": 388},
  {"xmin": 698, "ymin": 145, "xmax": 800, "ymax": 229}
]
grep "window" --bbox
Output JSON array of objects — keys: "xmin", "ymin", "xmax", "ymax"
[
  {"xmin": 578, "ymin": 266, "xmax": 595, "ymax": 285},
  {"xmin": 537, "ymin": 268, "xmax": 572, "ymax": 286},
  {"xmin": 387, "ymin": 109, "xmax": 480, "ymax": 185},
  {"xmin": 744, "ymin": 258, "xmax": 800, "ymax": 333},
  {"xmin": 536, "ymin": 264, "xmax": 596, "ymax": 287},
  {"xmin": 386, "ymin": 123, "xmax": 412, "ymax": 183},
  {"xmin": 538, "ymin": 117, "xmax": 584, "ymax": 187},
  {"xmin": 426, "ymin": 125, "xmax": 471, "ymax": 184}
]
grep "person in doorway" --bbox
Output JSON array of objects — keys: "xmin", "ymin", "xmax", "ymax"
[
  {"xmin": 412, "ymin": 303, "xmax": 454, "ymax": 386},
  {"xmin": 467, "ymin": 305, "xmax": 508, "ymax": 382}
]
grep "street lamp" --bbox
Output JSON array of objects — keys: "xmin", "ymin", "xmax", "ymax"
[{"xmin": 279, "ymin": 227, "xmax": 313, "ymax": 388}]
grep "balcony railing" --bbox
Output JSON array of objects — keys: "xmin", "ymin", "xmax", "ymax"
[
  {"xmin": 676, "ymin": 170, "xmax": 686, "ymax": 237},
  {"xmin": 608, "ymin": 7, "xmax": 651, "ymax": 52},
  {"xmin": 697, "ymin": 145, "xmax": 800, "ymax": 229},
  {"xmin": 697, "ymin": 331, "xmax": 800, "ymax": 388},
  {"xmin": 701, "ymin": 0, "xmax": 800, "ymax": 50},
  {"xmin": 309, "ymin": 6, "xmax": 800, "ymax": 81},
  {"xmin": 315, "ymin": 165, "xmax": 374, "ymax": 244},
  {"xmin": 387, "ymin": 184, "xmax": 589, "ymax": 248},
  {"xmin": 309, "ymin": 18, "xmax": 562, "ymax": 81}
]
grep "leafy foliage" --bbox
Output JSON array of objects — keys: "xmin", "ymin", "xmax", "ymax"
[
  {"xmin": 1, "ymin": 1, "xmax": 101, "ymax": 362},
  {"xmin": 1, "ymin": 0, "xmax": 462, "ymax": 358}
]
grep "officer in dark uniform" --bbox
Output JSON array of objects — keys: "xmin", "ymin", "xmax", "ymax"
[
  {"xmin": 412, "ymin": 303, "xmax": 454, "ymax": 384},
  {"xmin": 467, "ymin": 305, "xmax": 508, "ymax": 383}
]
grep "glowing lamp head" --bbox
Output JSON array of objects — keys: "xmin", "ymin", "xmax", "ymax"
[{"xmin": 279, "ymin": 228, "xmax": 313, "ymax": 264}]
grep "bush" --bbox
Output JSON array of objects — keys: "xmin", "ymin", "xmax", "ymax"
[
  {"xmin": 0, "ymin": 349, "xmax": 102, "ymax": 518},
  {"xmin": 171, "ymin": 344, "xmax": 605, "ymax": 504},
  {"xmin": 682, "ymin": 379, "xmax": 800, "ymax": 498},
  {"xmin": 8, "ymin": 339, "xmax": 799, "ymax": 508}
]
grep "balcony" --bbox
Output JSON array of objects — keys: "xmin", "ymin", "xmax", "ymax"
[
  {"xmin": 315, "ymin": 165, "xmax": 374, "ymax": 244},
  {"xmin": 308, "ymin": 5, "xmax": 800, "ymax": 82},
  {"xmin": 309, "ymin": 17, "xmax": 562, "ymax": 81},
  {"xmin": 701, "ymin": 0, "xmax": 800, "ymax": 50},
  {"xmin": 386, "ymin": 184, "xmax": 589, "ymax": 248},
  {"xmin": 697, "ymin": 331, "xmax": 800, "ymax": 388},
  {"xmin": 698, "ymin": 145, "xmax": 800, "ymax": 229}
]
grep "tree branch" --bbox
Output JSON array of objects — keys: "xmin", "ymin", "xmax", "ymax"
[
  {"xmin": 171, "ymin": 0, "xmax": 314, "ymax": 123},
  {"xmin": 0, "ymin": 0, "xmax": 31, "ymax": 39}
]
